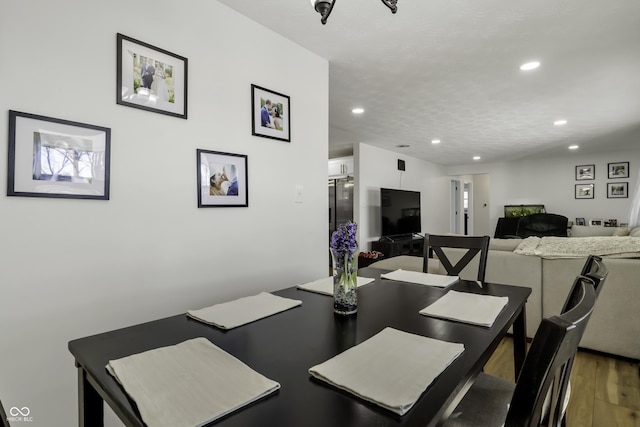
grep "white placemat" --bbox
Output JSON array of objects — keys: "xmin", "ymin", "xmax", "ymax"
[
  {"xmin": 106, "ymin": 337, "xmax": 280, "ymax": 427},
  {"xmin": 297, "ymin": 276, "xmax": 375, "ymax": 296},
  {"xmin": 380, "ymin": 269, "xmax": 459, "ymax": 287},
  {"xmin": 308, "ymin": 327, "xmax": 464, "ymax": 415},
  {"xmin": 187, "ymin": 292, "xmax": 302, "ymax": 330},
  {"xmin": 419, "ymin": 290, "xmax": 509, "ymax": 327}
]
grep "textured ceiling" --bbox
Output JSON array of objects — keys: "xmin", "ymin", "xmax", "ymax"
[{"xmin": 217, "ymin": 0, "xmax": 640, "ymax": 166}]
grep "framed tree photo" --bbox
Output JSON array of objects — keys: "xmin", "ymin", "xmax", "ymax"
[
  {"xmin": 608, "ymin": 162, "xmax": 629, "ymax": 179},
  {"xmin": 197, "ymin": 149, "xmax": 248, "ymax": 207},
  {"xmin": 607, "ymin": 182, "xmax": 628, "ymax": 198},
  {"xmin": 8, "ymin": 110, "xmax": 111, "ymax": 200},
  {"xmin": 575, "ymin": 183, "xmax": 594, "ymax": 199},
  {"xmin": 575, "ymin": 164, "xmax": 595, "ymax": 180},
  {"xmin": 251, "ymin": 84, "xmax": 290, "ymax": 142},
  {"xmin": 117, "ymin": 33, "xmax": 188, "ymax": 119}
]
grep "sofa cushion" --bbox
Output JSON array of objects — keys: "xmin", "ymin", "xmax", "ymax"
[
  {"xmin": 489, "ymin": 238, "xmax": 522, "ymax": 252},
  {"xmin": 570, "ymin": 225, "xmax": 629, "ymax": 237},
  {"xmin": 612, "ymin": 227, "xmax": 631, "ymax": 236},
  {"xmin": 630, "ymin": 227, "xmax": 640, "ymax": 237}
]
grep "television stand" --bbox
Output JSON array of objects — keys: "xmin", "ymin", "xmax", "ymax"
[{"xmin": 371, "ymin": 235, "xmax": 424, "ymax": 257}]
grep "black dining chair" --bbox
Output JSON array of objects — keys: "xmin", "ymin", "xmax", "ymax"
[
  {"xmin": 562, "ymin": 255, "xmax": 608, "ymax": 314},
  {"xmin": 1, "ymin": 398, "xmax": 9, "ymax": 427},
  {"xmin": 422, "ymin": 234, "xmax": 490, "ymax": 283},
  {"xmin": 443, "ymin": 276, "xmax": 599, "ymax": 427}
]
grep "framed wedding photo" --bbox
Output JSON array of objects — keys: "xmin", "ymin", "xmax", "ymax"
[
  {"xmin": 197, "ymin": 149, "xmax": 248, "ymax": 208},
  {"xmin": 575, "ymin": 164, "xmax": 595, "ymax": 180},
  {"xmin": 575, "ymin": 183, "xmax": 594, "ymax": 199},
  {"xmin": 116, "ymin": 33, "xmax": 188, "ymax": 119},
  {"xmin": 608, "ymin": 162, "xmax": 629, "ymax": 179},
  {"xmin": 8, "ymin": 110, "xmax": 111, "ymax": 200},
  {"xmin": 251, "ymin": 84, "xmax": 290, "ymax": 142},
  {"xmin": 607, "ymin": 182, "xmax": 628, "ymax": 198}
]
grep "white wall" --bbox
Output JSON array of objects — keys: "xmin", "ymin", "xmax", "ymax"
[
  {"xmin": 0, "ymin": 1, "xmax": 328, "ymax": 426},
  {"xmin": 354, "ymin": 143, "xmax": 449, "ymax": 249},
  {"xmin": 447, "ymin": 148, "xmax": 640, "ymax": 233}
]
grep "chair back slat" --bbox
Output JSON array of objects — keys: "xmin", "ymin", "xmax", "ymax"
[
  {"xmin": 423, "ymin": 234, "xmax": 490, "ymax": 283},
  {"xmin": 562, "ymin": 255, "xmax": 608, "ymax": 314},
  {"xmin": 505, "ymin": 278, "xmax": 597, "ymax": 427},
  {"xmin": 1, "ymin": 398, "xmax": 9, "ymax": 427}
]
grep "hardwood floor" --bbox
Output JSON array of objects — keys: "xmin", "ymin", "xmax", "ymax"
[{"xmin": 483, "ymin": 337, "xmax": 640, "ymax": 427}]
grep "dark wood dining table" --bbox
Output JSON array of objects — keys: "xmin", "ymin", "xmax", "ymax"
[{"xmin": 68, "ymin": 267, "xmax": 530, "ymax": 427}]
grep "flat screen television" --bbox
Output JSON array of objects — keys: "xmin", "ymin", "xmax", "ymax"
[{"xmin": 380, "ymin": 188, "xmax": 421, "ymax": 237}]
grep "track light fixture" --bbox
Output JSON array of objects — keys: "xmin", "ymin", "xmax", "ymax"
[{"xmin": 310, "ymin": 0, "xmax": 398, "ymax": 25}]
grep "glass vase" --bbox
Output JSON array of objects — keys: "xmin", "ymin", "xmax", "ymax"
[{"xmin": 331, "ymin": 248, "xmax": 358, "ymax": 315}]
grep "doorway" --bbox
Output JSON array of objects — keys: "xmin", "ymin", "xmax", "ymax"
[{"xmin": 450, "ymin": 179, "xmax": 461, "ymax": 234}]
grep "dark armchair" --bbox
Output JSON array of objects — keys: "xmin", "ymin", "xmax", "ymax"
[{"xmin": 515, "ymin": 213, "xmax": 569, "ymax": 238}]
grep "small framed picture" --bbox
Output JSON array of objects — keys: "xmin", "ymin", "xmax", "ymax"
[
  {"xmin": 251, "ymin": 84, "xmax": 290, "ymax": 142},
  {"xmin": 608, "ymin": 162, "xmax": 629, "ymax": 179},
  {"xmin": 607, "ymin": 182, "xmax": 628, "ymax": 198},
  {"xmin": 575, "ymin": 164, "xmax": 595, "ymax": 180},
  {"xmin": 589, "ymin": 219, "xmax": 603, "ymax": 226},
  {"xmin": 197, "ymin": 149, "xmax": 248, "ymax": 207},
  {"xmin": 575, "ymin": 218, "xmax": 586, "ymax": 226},
  {"xmin": 575, "ymin": 183, "xmax": 594, "ymax": 199},
  {"xmin": 8, "ymin": 110, "xmax": 110, "ymax": 200},
  {"xmin": 117, "ymin": 33, "xmax": 188, "ymax": 119}
]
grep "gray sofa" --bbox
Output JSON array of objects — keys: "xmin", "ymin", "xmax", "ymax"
[{"xmin": 367, "ymin": 226, "xmax": 640, "ymax": 360}]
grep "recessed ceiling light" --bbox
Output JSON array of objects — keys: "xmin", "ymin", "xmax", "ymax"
[
  {"xmin": 352, "ymin": 108, "xmax": 364, "ymax": 114},
  {"xmin": 473, "ymin": 156, "xmax": 481, "ymax": 161},
  {"xmin": 520, "ymin": 61, "xmax": 540, "ymax": 71},
  {"xmin": 568, "ymin": 145, "xmax": 579, "ymax": 150},
  {"xmin": 431, "ymin": 139, "xmax": 441, "ymax": 144},
  {"xmin": 554, "ymin": 119, "xmax": 567, "ymax": 126},
  {"xmin": 396, "ymin": 144, "xmax": 410, "ymax": 148}
]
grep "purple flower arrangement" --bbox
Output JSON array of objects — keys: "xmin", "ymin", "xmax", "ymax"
[
  {"xmin": 331, "ymin": 221, "xmax": 358, "ymax": 263},
  {"xmin": 330, "ymin": 222, "xmax": 359, "ymax": 315}
]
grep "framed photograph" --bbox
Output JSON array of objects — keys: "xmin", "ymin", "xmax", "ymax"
[
  {"xmin": 575, "ymin": 164, "xmax": 595, "ymax": 180},
  {"xmin": 197, "ymin": 149, "xmax": 248, "ymax": 207},
  {"xmin": 8, "ymin": 110, "xmax": 110, "ymax": 200},
  {"xmin": 575, "ymin": 183, "xmax": 594, "ymax": 199},
  {"xmin": 608, "ymin": 162, "xmax": 629, "ymax": 179},
  {"xmin": 589, "ymin": 219, "xmax": 603, "ymax": 226},
  {"xmin": 575, "ymin": 218, "xmax": 586, "ymax": 226},
  {"xmin": 251, "ymin": 84, "xmax": 290, "ymax": 142},
  {"xmin": 607, "ymin": 182, "xmax": 628, "ymax": 198},
  {"xmin": 117, "ymin": 33, "xmax": 188, "ymax": 119}
]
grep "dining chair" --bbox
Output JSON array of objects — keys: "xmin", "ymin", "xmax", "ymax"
[
  {"xmin": 443, "ymin": 276, "xmax": 599, "ymax": 427},
  {"xmin": 422, "ymin": 234, "xmax": 490, "ymax": 283},
  {"xmin": 562, "ymin": 255, "xmax": 607, "ymax": 314},
  {"xmin": 1, "ymin": 398, "xmax": 9, "ymax": 427}
]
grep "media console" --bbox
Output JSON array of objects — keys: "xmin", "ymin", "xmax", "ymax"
[{"xmin": 371, "ymin": 235, "xmax": 424, "ymax": 257}]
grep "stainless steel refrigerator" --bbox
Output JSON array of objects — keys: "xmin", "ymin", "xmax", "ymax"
[{"xmin": 329, "ymin": 176, "xmax": 354, "ymax": 246}]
